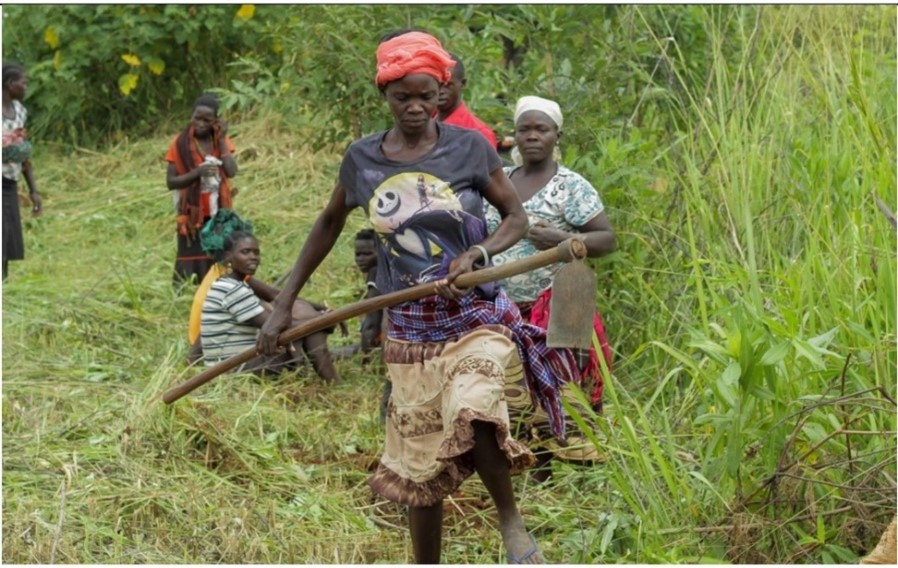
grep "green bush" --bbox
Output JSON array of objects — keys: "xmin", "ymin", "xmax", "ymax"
[
  {"xmin": 240, "ymin": 5, "xmax": 747, "ymax": 149},
  {"xmin": 2, "ymin": 4, "xmax": 270, "ymax": 146},
  {"xmin": 4, "ymin": 4, "xmax": 745, "ymax": 150}
]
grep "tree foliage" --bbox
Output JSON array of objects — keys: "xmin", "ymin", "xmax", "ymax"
[
  {"xmin": 4, "ymin": 4, "xmax": 743, "ymax": 148},
  {"xmin": 2, "ymin": 4, "xmax": 270, "ymax": 145}
]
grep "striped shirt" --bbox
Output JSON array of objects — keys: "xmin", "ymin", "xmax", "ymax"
[{"xmin": 200, "ymin": 277, "xmax": 264, "ymax": 365}]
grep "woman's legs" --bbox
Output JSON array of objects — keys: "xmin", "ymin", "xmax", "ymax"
[
  {"xmin": 530, "ymin": 448, "xmax": 554, "ymax": 484},
  {"xmin": 374, "ymin": 330, "xmax": 539, "ymax": 563},
  {"xmin": 287, "ymin": 299, "xmax": 341, "ymax": 383},
  {"xmin": 300, "ymin": 332, "xmax": 341, "ymax": 383},
  {"xmin": 470, "ymin": 421, "xmax": 543, "ymax": 563},
  {"xmin": 3, "ymin": 178, "xmax": 25, "ymax": 281},
  {"xmin": 405, "ymin": 426, "xmax": 539, "ymax": 565},
  {"xmin": 173, "ymin": 229, "xmax": 214, "ymax": 287},
  {"xmin": 409, "ymin": 502, "xmax": 443, "ymax": 564}
]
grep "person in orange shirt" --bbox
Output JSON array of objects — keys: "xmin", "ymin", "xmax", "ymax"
[
  {"xmin": 437, "ymin": 53, "xmax": 498, "ymax": 149},
  {"xmin": 165, "ymin": 93, "xmax": 238, "ymax": 285}
]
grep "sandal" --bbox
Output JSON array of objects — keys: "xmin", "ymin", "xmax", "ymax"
[{"xmin": 506, "ymin": 533, "xmax": 541, "ymax": 564}]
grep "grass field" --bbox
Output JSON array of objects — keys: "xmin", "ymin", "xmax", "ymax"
[{"xmin": 2, "ymin": 6, "xmax": 896, "ymax": 564}]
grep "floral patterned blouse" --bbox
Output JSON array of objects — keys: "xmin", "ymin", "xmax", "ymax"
[{"xmin": 484, "ymin": 164, "xmax": 604, "ymax": 303}]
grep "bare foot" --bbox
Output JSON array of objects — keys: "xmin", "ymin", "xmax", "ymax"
[{"xmin": 501, "ymin": 522, "xmax": 543, "ymax": 564}]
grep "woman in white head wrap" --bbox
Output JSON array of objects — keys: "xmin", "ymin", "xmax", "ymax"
[
  {"xmin": 485, "ymin": 95, "xmax": 617, "ymax": 481},
  {"xmin": 509, "ymin": 96, "xmax": 563, "ymax": 166}
]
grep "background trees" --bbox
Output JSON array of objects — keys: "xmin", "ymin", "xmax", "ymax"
[{"xmin": 3, "ymin": 4, "xmax": 741, "ymax": 148}]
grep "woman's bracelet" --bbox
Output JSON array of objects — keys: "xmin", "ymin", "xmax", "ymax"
[{"xmin": 470, "ymin": 244, "xmax": 490, "ymax": 268}]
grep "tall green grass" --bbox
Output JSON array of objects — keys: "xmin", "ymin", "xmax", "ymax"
[
  {"xmin": 3, "ymin": 5, "xmax": 895, "ymax": 564},
  {"xmin": 565, "ymin": 5, "xmax": 896, "ymax": 563}
]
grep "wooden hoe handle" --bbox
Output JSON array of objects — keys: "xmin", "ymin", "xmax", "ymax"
[{"xmin": 162, "ymin": 238, "xmax": 587, "ymax": 404}]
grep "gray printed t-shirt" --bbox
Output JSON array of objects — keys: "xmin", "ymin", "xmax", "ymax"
[{"xmin": 340, "ymin": 123, "xmax": 502, "ymax": 295}]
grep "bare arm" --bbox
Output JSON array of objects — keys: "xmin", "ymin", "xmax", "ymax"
[
  {"xmin": 22, "ymin": 160, "xmax": 42, "ymax": 216},
  {"xmin": 528, "ymin": 211, "xmax": 616, "ymax": 258},
  {"xmin": 477, "ymin": 167, "xmax": 529, "ymax": 257},
  {"xmin": 248, "ymin": 277, "xmax": 330, "ymax": 313},
  {"xmin": 221, "ymin": 154, "xmax": 238, "ymax": 179},
  {"xmin": 246, "ymin": 277, "xmax": 279, "ymax": 303},
  {"xmin": 216, "ymin": 126, "xmax": 238, "ymax": 178},
  {"xmin": 246, "ymin": 308, "xmax": 271, "ymax": 329},
  {"xmin": 360, "ymin": 310, "xmax": 383, "ymax": 353},
  {"xmin": 256, "ymin": 182, "xmax": 353, "ymax": 354},
  {"xmin": 166, "ymin": 162, "xmax": 210, "ymax": 190},
  {"xmin": 360, "ymin": 274, "xmax": 382, "ymax": 352}
]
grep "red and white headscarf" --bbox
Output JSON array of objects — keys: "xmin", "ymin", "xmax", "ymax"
[{"xmin": 375, "ymin": 32, "xmax": 455, "ymax": 87}]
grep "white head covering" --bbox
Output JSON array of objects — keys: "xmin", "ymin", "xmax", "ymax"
[{"xmin": 514, "ymin": 95, "xmax": 563, "ymax": 130}]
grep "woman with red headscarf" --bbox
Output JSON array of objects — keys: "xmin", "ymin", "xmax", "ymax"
[
  {"xmin": 165, "ymin": 93, "xmax": 238, "ymax": 285},
  {"xmin": 258, "ymin": 31, "xmax": 580, "ymax": 564}
]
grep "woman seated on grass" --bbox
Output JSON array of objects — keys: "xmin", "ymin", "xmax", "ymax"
[{"xmin": 194, "ymin": 219, "xmax": 341, "ymax": 383}]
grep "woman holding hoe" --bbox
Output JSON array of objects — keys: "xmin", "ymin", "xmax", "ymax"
[{"xmin": 258, "ymin": 31, "xmax": 582, "ymax": 564}]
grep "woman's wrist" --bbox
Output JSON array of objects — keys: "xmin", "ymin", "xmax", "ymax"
[{"xmin": 469, "ymin": 244, "xmax": 490, "ymax": 268}]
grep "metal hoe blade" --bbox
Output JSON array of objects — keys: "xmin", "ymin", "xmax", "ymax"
[{"xmin": 547, "ymin": 259, "xmax": 597, "ymax": 349}]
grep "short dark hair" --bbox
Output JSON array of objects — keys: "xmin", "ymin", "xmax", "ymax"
[
  {"xmin": 448, "ymin": 53, "xmax": 465, "ymax": 80},
  {"xmin": 193, "ymin": 93, "xmax": 220, "ymax": 116},
  {"xmin": 224, "ymin": 231, "xmax": 255, "ymax": 254},
  {"xmin": 355, "ymin": 228, "xmax": 376, "ymax": 241},
  {"xmin": 2, "ymin": 62, "xmax": 26, "ymax": 88}
]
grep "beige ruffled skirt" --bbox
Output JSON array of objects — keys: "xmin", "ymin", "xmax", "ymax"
[{"xmin": 368, "ymin": 325, "xmax": 535, "ymax": 507}]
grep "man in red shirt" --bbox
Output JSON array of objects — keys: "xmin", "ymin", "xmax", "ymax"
[{"xmin": 437, "ymin": 53, "xmax": 498, "ymax": 149}]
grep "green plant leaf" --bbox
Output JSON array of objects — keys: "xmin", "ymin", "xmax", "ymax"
[
  {"xmin": 792, "ymin": 338, "xmax": 825, "ymax": 369},
  {"xmin": 758, "ymin": 341, "xmax": 790, "ymax": 366},
  {"xmin": 235, "ymin": 4, "xmax": 255, "ymax": 21},
  {"xmin": 146, "ymin": 57, "xmax": 165, "ymax": 75},
  {"xmin": 121, "ymin": 53, "xmax": 141, "ymax": 67},
  {"xmin": 44, "ymin": 25, "xmax": 59, "ymax": 49},
  {"xmin": 118, "ymin": 73, "xmax": 139, "ymax": 96}
]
